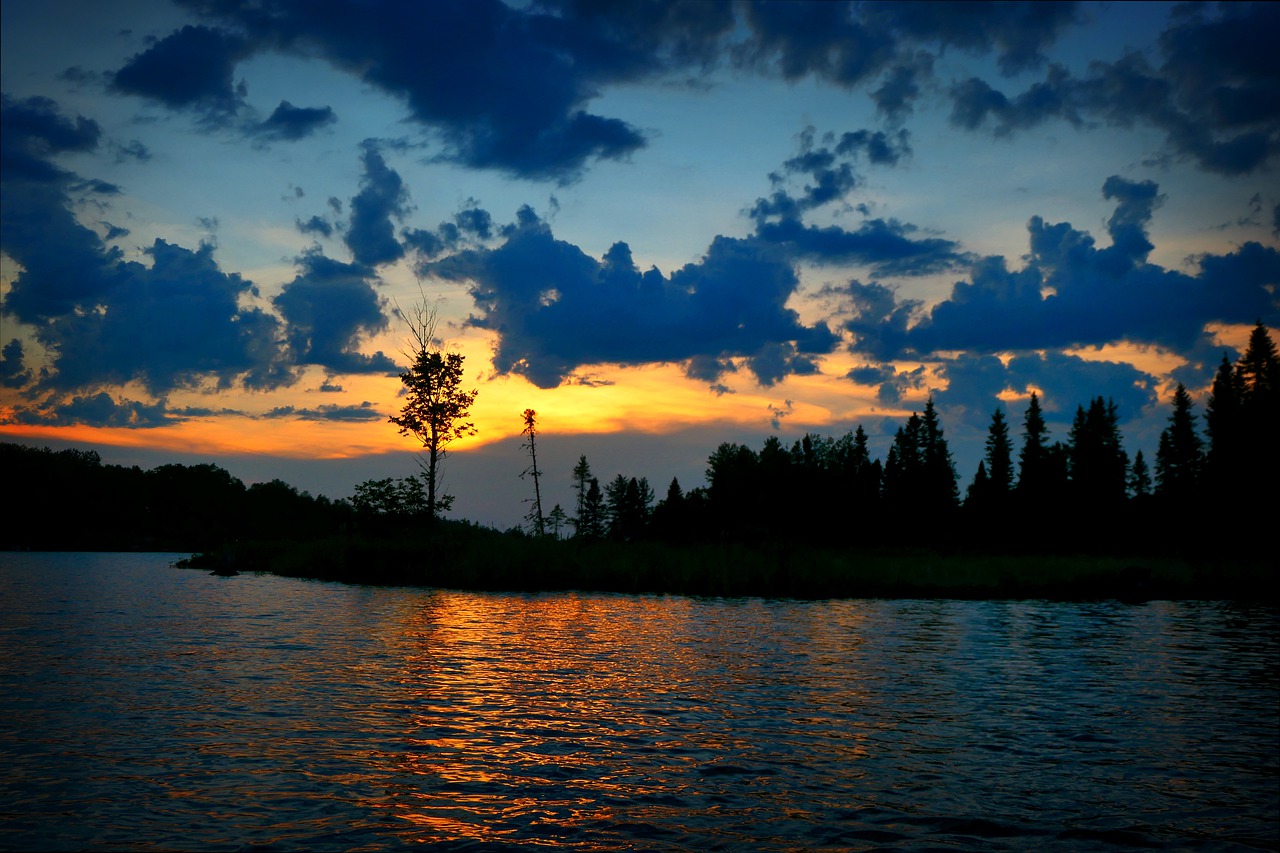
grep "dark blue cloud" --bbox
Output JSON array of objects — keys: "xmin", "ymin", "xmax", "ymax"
[
  {"xmin": 934, "ymin": 352, "xmax": 1157, "ymax": 427},
  {"xmin": 10, "ymin": 392, "xmax": 178, "ymax": 428},
  {"xmin": 255, "ymin": 100, "xmax": 336, "ymax": 141},
  {"xmin": 755, "ymin": 216, "xmax": 969, "ymax": 277},
  {"xmin": 261, "ymin": 402, "xmax": 383, "ymax": 422},
  {"xmin": 403, "ymin": 200, "xmax": 497, "ymax": 260},
  {"xmin": 178, "ymin": 0, "xmax": 654, "ymax": 180},
  {"xmin": 839, "ymin": 176, "xmax": 1280, "ymax": 370},
  {"xmin": 0, "ymin": 95, "xmax": 340, "ymax": 425},
  {"xmin": 750, "ymin": 125, "xmax": 912, "ymax": 222},
  {"xmin": 344, "ymin": 143, "xmax": 408, "ymax": 267},
  {"xmin": 1, "ymin": 94, "xmax": 101, "ymax": 183},
  {"xmin": 35, "ymin": 239, "xmax": 292, "ymax": 395},
  {"xmin": 865, "ymin": 1, "xmax": 1079, "ymax": 76},
  {"xmin": 296, "ymin": 215, "xmax": 333, "ymax": 238},
  {"xmin": 428, "ymin": 210, "xmax": 837, "ymax": 387},
  {"xmin": 111, "ymin": 25, "xmax": 250, "ymax": 118},
  {"xmin": 273, "ymin": 252, "xmax": 398, "ymax": 375},
  {"xmin": 948, "ymin": 4, "xmax": 1280, "ymax": 174},
  {"xmin": 1, "ymin": 339, "xmax": 34, "ymax": 389}
]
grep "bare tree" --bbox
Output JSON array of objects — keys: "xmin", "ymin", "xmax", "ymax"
[
  {"xmin": 520, "ymin": 408, "xmax": 545, "ymax": 535},
  {"xmin": 387, "ymin": 297, "xmax": 478, "ymax": 522}
]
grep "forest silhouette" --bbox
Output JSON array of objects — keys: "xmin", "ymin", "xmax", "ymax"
[{"xmin": 5, "ymin": 322, "xmax": 1276, "ymax": 599}]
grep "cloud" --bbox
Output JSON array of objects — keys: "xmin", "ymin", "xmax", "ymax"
[
  {"xmin": 33, "ymin": 239, "xmax": 293, "ymax": 396},
  {"xmin": 7, "ymin": 391, "xmax": 178, "ymax": 428},
  {"xmin": 428, "ymin": 209, "xmax": 838, "ymax": 388},
  {"xmin": 179, "ymin": 0, "xmax": 657, "ymax": 180},
  {"xmin": 1, "ymin": 95, "xmax": 315, "ymax": 423},
  {"xmin": 111, "ymin": 25, "xmax": 250, "ymax": 120},
  {"xmin": 273, "ymin": 251, "xmax": 398, "ymax": 374},
  {"xmin": 840, "ymin": 177, "xmax": 1280, "ymax": 367},
  {"xmin": 296, "ymin": 215, "xmax": 333, "ymax": 238},
  {"xmin": 946, "ymin": 4, "xmax": 1280, "ymax": 175},
  {"xmin": 260, "ymin": 401, "xmax": 383, "ymax": 422},
  {"xmin": 255, "ymin": 100, "xmax": 336, "ymax": 141},
  {"xmin": 403, "ymin": 199, "xmax": 496, "ymax": 261},
  {"xmin": 1, "ymin": 340, "xmax": 34, "ymax": 389},
  {"xmin": 344, "ymin": 142, "xmax": 408, "ymax": 267},
  {"xmin": 754, "ymin": 216, "xmax": 969, "ymax": 277},
  {"xmin": 934, "ymin": 351, "xmax": 1157, "ymax": 426}
]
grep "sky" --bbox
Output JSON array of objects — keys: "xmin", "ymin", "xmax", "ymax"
[{"xmin": 2, "ymin": 0, "xmax": 1278, "ymax": 530}]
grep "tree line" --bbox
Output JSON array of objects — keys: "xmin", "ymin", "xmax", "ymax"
[
  {"xmin": 513, "ymin": 322, "xmax": 1278, "ymax": 558},
  {"xmin": 5, "ymin": 323, "xmax": 1274, "ymax": 560}
]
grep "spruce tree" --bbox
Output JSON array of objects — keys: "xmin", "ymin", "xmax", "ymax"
[
  {"xmin": 1067, "ymin": 397, "xmax": 1128, "ymax": 505},
  {"xmin": 921, "ymin": 397, "xmax": 959, "ymax": 510},
  {"xmin": 1017, "ymin": 392, "xmax": 1049, "ymax": 497},
  {"xmin": 1154, "ymin": 383, "xmax": 1203, "ymax": 500},
  {"xmin": 1128, "ymin": 450, "xmax": 1151, "ymax": 498},
  {"xmin": 984, "ymin": 408, "xmax": 1014, "ymax": 496},
  {"xmin": 570, "ymin": 455, "xmax": 593, "ymax": 535},
  {"xmin": 1204, "ymin": 354, "xmax": 1243, "ymax": 496}
]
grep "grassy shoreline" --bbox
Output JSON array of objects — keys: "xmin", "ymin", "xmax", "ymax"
[{"xmin": 174, "ymin": 527, "xmax": 1275, "ymax": 602}]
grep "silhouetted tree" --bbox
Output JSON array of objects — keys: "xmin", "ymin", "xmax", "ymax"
[
  {"xmin": 604, "ymin": 474, "xmax": 651, "ymax": 540},
  {"xmin": 546, "ymin": 504, "xmax": 568, "ymax": 539},
  {"xmin": 1238, "ymin": 321, "xmax": 1279, "ymax": 403},
  {"xmin": 520, "ymin": 408, "xmax": 544, "ymax": 536},
  {"xmin": 577, "ymin": 476, "xmax": 605, "ymax": 539},
  {"xmin": 570, "ymin": 455, "xmax": 593, "ymax": 535},
  {"xmin": 984, "ymin": 408, "xmax": 1014, "ymax": 497},
  {"xmin": 915, "ymin": 398, "xmax": 958, "ymax": 512},
  {"xmin": 1017, "ymin": 392, "xmax": 1051, "ymax": 498},
  {"xmin": 1237, "ymin": 322, "xmax": 1280, "ymax": 490},
  {"xmin": 1128, "ymin": 450, "xmax": 1151, "ymax": 498},
  {"xmin": 1154, "ymin": 383, "xmax": 1202, "ymax": 500},
  {"xmin": 1204, "ymin": 354, "xmax": 1244, "ymax": 496},
  {"xmin": 706, "ymin": 442, "xmax": 759, "ymax": 537},
  {"xmin": 388, "ymin": 301, "xmax": 477, "ymax": 521},
  {"xmin": 1067, "ymin": 397, "xmax": 1128, "ymax": 505},
  {"xmin": 965, "ymin": 460, "xmax": 990, "ymax": 508}
]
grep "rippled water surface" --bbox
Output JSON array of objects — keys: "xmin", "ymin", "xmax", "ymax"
[{"xmin": 0, "ymin": 552, "xmax": 1276, "ymax": 851}]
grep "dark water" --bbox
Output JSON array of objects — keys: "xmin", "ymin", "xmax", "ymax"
[{"xmin": 0, "ymin": 553, "xmax": 1276, "ymax": 851}]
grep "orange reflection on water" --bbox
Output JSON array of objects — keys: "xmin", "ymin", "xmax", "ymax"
[{"xmin": 349, "ymin": 591, "xmax": 877, "ymax": 845}]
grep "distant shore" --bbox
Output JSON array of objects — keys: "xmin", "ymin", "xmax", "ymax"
[{"xmin": 172, "ymin": 527, "xmax": 1275, "ymax": 602}]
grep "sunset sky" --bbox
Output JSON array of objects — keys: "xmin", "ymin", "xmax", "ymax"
[{"xmin": 2, "ymin": 0, "xmax": 1277, "ymax": 529}]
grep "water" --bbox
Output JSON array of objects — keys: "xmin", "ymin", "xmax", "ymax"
[{"xmin": 0, "ymin": 552, "xmax": 1276, "ymax": 851}]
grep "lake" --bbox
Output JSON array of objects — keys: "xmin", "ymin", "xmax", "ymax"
[{"xmin": 0, "ymin": 552, "xmax": 1275, "ymax": 851}]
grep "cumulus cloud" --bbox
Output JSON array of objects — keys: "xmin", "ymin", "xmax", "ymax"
[
  {"xmin": 344, "ymin": 142, "xmax": 409, "ymax": 267},
  {"xmin": 840, "ymin": 177, "xmax": 1279, "ymax": 367},
  {"xmin": 111, "ymin": 25, "xmax": 251, "ymax": 120},
  {"xmin": 273, "ymin": 252, "xmax": 398, "ymax": 375},
  {"xmin": 947, "ymin": 3, "xmax": 1280, "ymax": 175},
  {"xmin": 127, "ymin": 1, "xmax": 1263, "ymax": 182},
  {"xmin": 834, "ymin": 176, "xmax": 1278, "ymax": 416},
  {"xmin": 0, "ymin": 94, "xmax": 407, "ymax": 427},
  {"xmin": 427, "ymin": 208, "xmax": 837, "ymax": 388}
]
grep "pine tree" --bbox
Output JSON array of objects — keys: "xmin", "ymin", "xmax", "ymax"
[
  {"xmin": 984, "ymin": 408, "xmax": 1014, "ymax": 496},
  {"xmin": 965, "ymin": 460, "xmax": 990, "ymax": 507},
  {"xmin": 1128, "ymin": 450, "xmax": 1151, "ymax": 498},
  {"xmin": 921, "ymin": 397, "xmax": 959, "ymax": 510},
  {"xmin": 1204, "ymin": 354, "xmax": 1243, "ymax": 495},
  {"xmin": 578, "ymin": 477, "xmax": 605, "ymax": 539},
  {"xmin": 1237, "ymin": 321, "xmax": 1279, "ymax": 403},
  {"xmin": 1017, "ymin": 392, "xmax": 1049, "ymax": 497},
  {"xmin": 1067, "ymin": 397, "xmax": 1128, "ymax": 505},
  {"xmin": 570, "ymin": 455, "xmax": 592, "ymax": 535},
  {"xmin": 1154, "ymin": 383, "xmax": 1203, "ymax": 500}
]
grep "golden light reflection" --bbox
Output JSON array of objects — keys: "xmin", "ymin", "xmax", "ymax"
[{"xmin": 350, "ymin": 592, "xmax": 876, "ymax": 845}]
